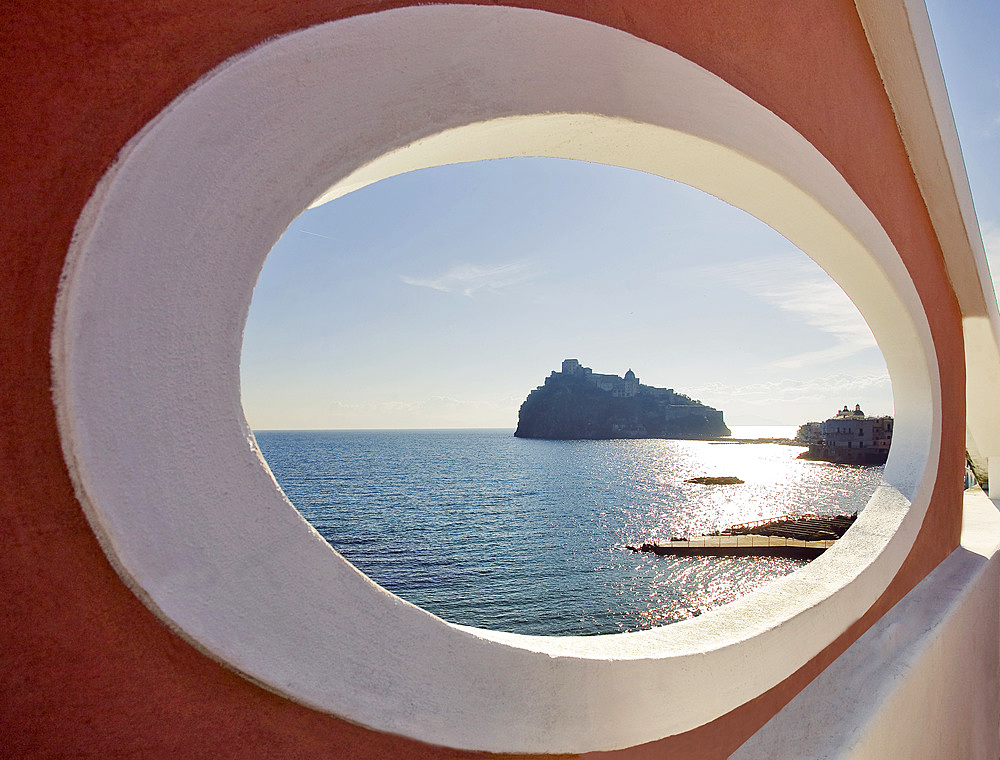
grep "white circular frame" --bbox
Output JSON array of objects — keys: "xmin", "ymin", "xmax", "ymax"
[{"xmin": 54, "ymin": 6, "xmax": 941, "ymax": 754}]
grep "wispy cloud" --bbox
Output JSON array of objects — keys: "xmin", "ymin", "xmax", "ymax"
[
  {"xmin": 400, "ymin": 260, "xmax": 539, "ymax": 297},
  {"xmin": 711, "ymin": 257, "xmax": 878, "ymax": 369},
  {"xmin": 694, "ymin": 374, "xmax": 891, "ymax": 405}
]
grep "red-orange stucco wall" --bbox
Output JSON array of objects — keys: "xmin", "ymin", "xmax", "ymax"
[{"xmin": 0, "ymin": 1, "xmax": 964, "ymax": 757}]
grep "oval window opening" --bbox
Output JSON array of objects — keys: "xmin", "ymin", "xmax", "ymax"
[{"xmin": 241, "ymin": 157, "xmax": 893, "ymax": 636}]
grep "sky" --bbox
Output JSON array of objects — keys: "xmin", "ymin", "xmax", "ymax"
[
  {"xmin": 240, "ymin": 2, "xmax": 999, "ymax": 431},
  {"xmin": 924, "ymin": 0, "xmax": 1000, "ymax": 295}
]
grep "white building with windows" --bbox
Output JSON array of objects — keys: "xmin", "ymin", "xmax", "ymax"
[{"xmin": 809, "ymin": 405, "xmax": 894, "ymax": 464}]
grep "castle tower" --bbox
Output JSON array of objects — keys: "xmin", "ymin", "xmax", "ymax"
[{"xmin": 623, "ymin": 368, "xmax": 639, "ymax": 397}]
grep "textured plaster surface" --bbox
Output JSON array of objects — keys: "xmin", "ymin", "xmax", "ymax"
[
  {"xmin": 731, "ymin": 487, "xmax": 1000, "ymax": 759},
  {"xmin": 54, "ymin": 7, "xmax": 941, "ymax": 753}
]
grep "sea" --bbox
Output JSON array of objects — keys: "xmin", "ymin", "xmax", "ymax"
[{"xmin": 254, "ymin": 426, "xmax": 882, "ymax": 636}]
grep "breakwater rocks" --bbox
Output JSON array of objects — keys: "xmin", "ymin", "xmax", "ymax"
[
  {"xmin": 714, "ymin": 512, "xmax": 857, "ymax": 540},
  {"xmin": 797, "ymin": 445, "xmax": 889, "ymax": 465},
  {"xmin": 627, "ymin": 513, "xmax": 858, "ymax": 559},
  {"xmin": 515, "ymin": 359, "xmax": 730, "ymax": 440}
]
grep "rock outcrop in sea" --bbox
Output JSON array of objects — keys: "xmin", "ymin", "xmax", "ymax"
[{"xmin": 514, "ymin": 359, "xmax": 731, "ymax": 440}]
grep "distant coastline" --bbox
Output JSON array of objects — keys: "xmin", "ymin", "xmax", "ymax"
[
  {"xmin": 710, "ymin": 436, "xmax": 800, "ymax": 446},
  {"xmin": 251, "ymin": 426, "xmax": 796, "ymax": 439}
]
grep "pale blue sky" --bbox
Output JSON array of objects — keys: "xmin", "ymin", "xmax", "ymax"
[
  {"xmin": 925, "ymin": 0, "xmax": 1000, "ymax": 290},
  {"xmin": 241, "ymin": 4, "xmax": 998, "ymax": 430}
]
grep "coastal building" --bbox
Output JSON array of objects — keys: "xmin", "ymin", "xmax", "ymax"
[
  {"xmin": 5, "ymin": 2, "xmax": 1000, "ymax": 759},
  {"xmin": 801, "ymin": 405, "xmax": 894, "ymax": 464}
]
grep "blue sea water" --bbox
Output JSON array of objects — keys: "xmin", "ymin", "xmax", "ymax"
[{"xmin": 254, "ymin": 427, "xmax": 882, "ymax": 636}]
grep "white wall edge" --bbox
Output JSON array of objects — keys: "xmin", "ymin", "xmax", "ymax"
[
  {"xmin": 731, "ymin": 487, "xmax": 1000, "ymax": 759},
  {"xmin": 854, "ymin": 0, "xmax": 1000, "ymax": 486}
]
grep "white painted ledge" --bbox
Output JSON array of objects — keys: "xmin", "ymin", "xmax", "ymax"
[
  {"xmin": 53, "ymin": 6, "xmax": 942, "ymax": 753},
  {"xmin": 732, "ymin": 488, "xmax": 1000, "ymax": 760},
  {"xmin": 855, "ymin": 0, "xmax": 1000, "ymax": 490}
]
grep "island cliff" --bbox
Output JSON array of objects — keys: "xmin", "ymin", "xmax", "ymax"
[{"xmin": 515, "ymin": 359, "xmax": 731, "ymax": 440}]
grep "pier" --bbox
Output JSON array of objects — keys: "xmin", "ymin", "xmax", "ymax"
[{"xmin": 627, "ymin": 513, "xmax": 857, "ymax": 559}]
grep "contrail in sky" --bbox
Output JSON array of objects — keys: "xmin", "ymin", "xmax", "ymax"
[{"xmin": 299, "ymin": 229, "xmax": 338, "ymax": 241}]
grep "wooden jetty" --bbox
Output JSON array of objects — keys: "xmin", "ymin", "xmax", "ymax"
[{"xmin": 627, "ymin": 513, "xmax": 857, "ymax": 559}]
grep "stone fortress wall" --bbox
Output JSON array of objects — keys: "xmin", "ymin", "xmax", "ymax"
[
  {"xmin": 553, "ymin": 359, "xmax": 695, "ymax": 405},
  {"xmin": 556, "ymin": 358, "xmax": 645, "ymax": 398}
]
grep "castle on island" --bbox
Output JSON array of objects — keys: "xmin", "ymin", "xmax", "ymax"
[
  {"xmin": 554, "ymin": 358, "xmax": 642, "ymax": 397},
  {"xmin": 515, "ymin": 359, "xmax": 730, "ymax": 440}
]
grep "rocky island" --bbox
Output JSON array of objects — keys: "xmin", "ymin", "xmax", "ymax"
[{"xmin": 515, "ymin": 359, "xmax": 731, "ymax": 440}]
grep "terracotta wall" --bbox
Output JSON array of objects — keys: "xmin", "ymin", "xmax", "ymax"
[{"xmin": 0, "ymin": 1, "xmax": 963, "ymax": 757}]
